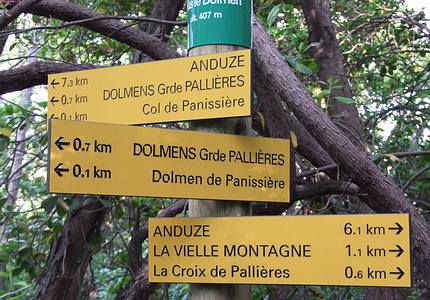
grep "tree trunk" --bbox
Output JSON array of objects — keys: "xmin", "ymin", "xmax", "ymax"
[
  {"xmin": 0, "ymin": 52, "xmax": 36, "ymax": 290},
  {"xmin": 116, "ymin": 200, "xmax": 187, "ymax": 300},
  {"xmin": 0, "ymin": 35, "xmax": 7, "ymax": 55},
  {"xmin": 35, "ymin": 202, "xmax": 105, "ymax": 300},
  {"xmin": 132, "ymin": 0, "xmax": 185, "ymax": 63},
  {"xmin": 252, "ymin": 15, "xmax": 430, "ymax": 285},
  {"xmin": 253, "ymin": 67, "xmax": 337, "ymax": 170},
  {"xmin": 301, "ymin": 0, "xmax": 366, "ymax": 150}
]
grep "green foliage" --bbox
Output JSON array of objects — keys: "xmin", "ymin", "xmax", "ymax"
[{"xmin": 0, "ymin": 0, "xmax": 428, "ymax": 299}]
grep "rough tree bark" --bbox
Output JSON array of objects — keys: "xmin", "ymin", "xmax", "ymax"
[
  {"xmin": 253, "ymin": 68, "xmax": 336, "ymax": 170},
  {"xmin": 300, "ymin": 0, "xmax": 366, "ymax": 150},
  {"xmin": 0, "ymin": 35, "xmax": 7, "ymax": 55},
  {"xmin": 35, "ymin": 202, "xmax": 105, "ymax": 300},
  {"xmin": 253, "ymin": 180, "xmax": 361, "ymax": 215},
  {"xmin": 132, "ymin": 0, "xmax": 185, "ymax": 63},
  {"xmin": 141, "ymin": 0, "xmax": 185, "ymax": 41},
  {"xmin": 252, "ymin": 15, "xmax": 430, "ymax": 284}
]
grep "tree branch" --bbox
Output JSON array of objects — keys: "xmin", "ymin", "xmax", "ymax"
[
  {"xmin": 403, "ymin": 165, "xmax": 430, "ymax": 192},
  {"xmin": 0, "ymin": 61, "xmax": 96, "ymax": 95},
  {"xmin": 0, "ymin": 0, "xmax": 41, "ymax": 30},
  {"xmin": 252, "ymin": 68, "xmax": 337, "ymax": 172},
  {"xmin": 0, "ymin": 15, "xmax": 186, "ymax": 38},
  {"xmin": 18, "ymin": 0, "xmax": 179, "ymax": 60},
  {"xmin": 132, "ymin": 0, "xmax": 185, "ymax": 63},
  {"xmin": 252, "ymin": 14, "xmax": 430, "ymax": 283},
  {"xmin": 392, "ymin": 150, "xmax": 430, "ymax": 158},
  {"xmin": 254, "ymin": 180, "xmax": 362, "ymax": 216}
]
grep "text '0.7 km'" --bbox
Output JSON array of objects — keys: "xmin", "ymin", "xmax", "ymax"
[
  {"xmin": 48, "ymin": 119, "xmax": 291, "ymax": 202},
  {"xmin": 48, "ymin": 50, "xmax": 251, "ymax": 125}
]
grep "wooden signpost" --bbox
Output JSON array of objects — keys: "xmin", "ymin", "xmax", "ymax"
[{"xmin": 45, "ymin": 0, "xmax": 412, "ymax": 296}]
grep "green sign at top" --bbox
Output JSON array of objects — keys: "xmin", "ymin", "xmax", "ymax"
[{"xmin": 187, "ymin": 0, "xmax": 252, "ymax": 49}]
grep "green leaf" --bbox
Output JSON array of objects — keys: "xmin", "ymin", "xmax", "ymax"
[
  {"xmin": 290, "ymin": 131, "xmax": 298, "ymax": 149},
  {"xmin": 286, "ymin": 55, "xmax": 298, "ymax": 66},
  {"xmin": 0, "ymin": 251, "xmax": 9, "ymax": 263},
  {"xmin": 9, "ymin": 42, "xmax": 17, "ymax": 51},
  {"xmin": 5, "ymin": 104, "xmax": 14, "ymax": 115},
  {"xmin": 335, "ymin": 96, "xmax": 355, "ymax": 104},
  {"xmin": 11, "ymin": 266, "xmax": 24, "ymax": 276},
  {"xmin": 306, "ymin": 60, "xmax": 319, "ymax": 72},
  {"xmin": 41, "ymin": 196, "xmax": 58, "ymax": 213},
  {"xmin": 52, "ymin": 223, "xmax": 64, "ymax": 234},
  {"xmin": 37, "ymin": 101, "xmax": 48, "ymax": 108},
  {"xmin": 322, "ymin": 89, "xmax": 331, "ymax": 97},
  {"xmin": 304, "ymin": 42, "xmax": 320, "ymax": 52},
  {"xmin": 267, "ymin": 4, "xmax": 281, "ymax": 27},
  {"xmin": 308, "ymin": 286, "xmax": 324, "ymax": 296},
  {"xmin": 113, "ymin": 204, "xmax": 124, "ymax": 220},
  {"xmin": 15, "ymin": 221, "xmax": 29, "ymax": 233},
  {"xmin": 0, "ymin": 128, "xmax": 12, "ymax": 138},
  {"xmin": 415, "ymin": 89, "xmax": 430, "ymax": 98},
  {"xmin": 294, "ymin": 63, "xmax": 313, "ymax": 75},
  {"xmin": 370, "ymin": 154, "xmax": 382, "ymax": 162}
]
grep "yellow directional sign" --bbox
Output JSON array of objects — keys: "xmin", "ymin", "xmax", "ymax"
[
  {"xmin": 149, "ymin": 214, "xmax": 410, "ymax": 287},
  {"xmin": 48, "ymin": 50, "xmax": 251, "ymax": 124},
  {"xmin": 48, "ymin": 119, "xmax": 290, "ymax": 202}
]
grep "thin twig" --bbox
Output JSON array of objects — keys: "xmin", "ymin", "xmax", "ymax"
[
  {"xmin": 0, "ymin": 15, "xmax": 186, "ymax": 38},
  {"xmin": 403, "ymin": 165, "xmax": 430, "ymax": 192},
  {"xmin": 0, "ymin": 285, "xmax": 31, "ymax": 299}
]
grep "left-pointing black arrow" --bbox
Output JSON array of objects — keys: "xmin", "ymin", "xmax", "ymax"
[
  {"xmin": 51, "ymin": 79, "xmax": 59, "ymax": 88},
  {"xmin": 55, "ymin": 137, "xmax": 70, "ymax": 150},
  {"xmin": 54, "ymin": 163, "xmax": 69, "ymax": 177},
  {"xmin": 50, "ymin": 96, "xmax": 59, "ymax": 105},
  {"xmin": 389, "ymin": 267, "xmax": 405, "ymax": 280},
  {"xmin": 389, "ymin": 245, "xmax": 404, "ymax": 257}
]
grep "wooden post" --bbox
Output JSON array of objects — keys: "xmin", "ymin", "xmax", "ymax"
[{"xmin": 187, "ymin": 45, "xmax": 252, "ymax": 299}]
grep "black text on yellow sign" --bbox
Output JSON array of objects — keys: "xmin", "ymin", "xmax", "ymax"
[
  {"xmin": 148, "ymin": 214, "xmax": 411, "ymax": 287},
  {"xmin": 48, "ymin": 119, "xmax": 290, "ymax": 202},
  {"xmin": 48, "ymin": 50, "xmax": 251, "ymax": 125}
]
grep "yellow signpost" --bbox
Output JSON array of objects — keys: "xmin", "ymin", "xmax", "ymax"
[
  {"xmin": 48, "ymin": 119, "xmax": 290, "ymax": 202},
  {"xmin": 148, "ymin": 214, "xmax": 410, "ymax": 287},
  {"xmin": 48, "ymin": 50, "xmax": 251, "ymax": 125}
]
